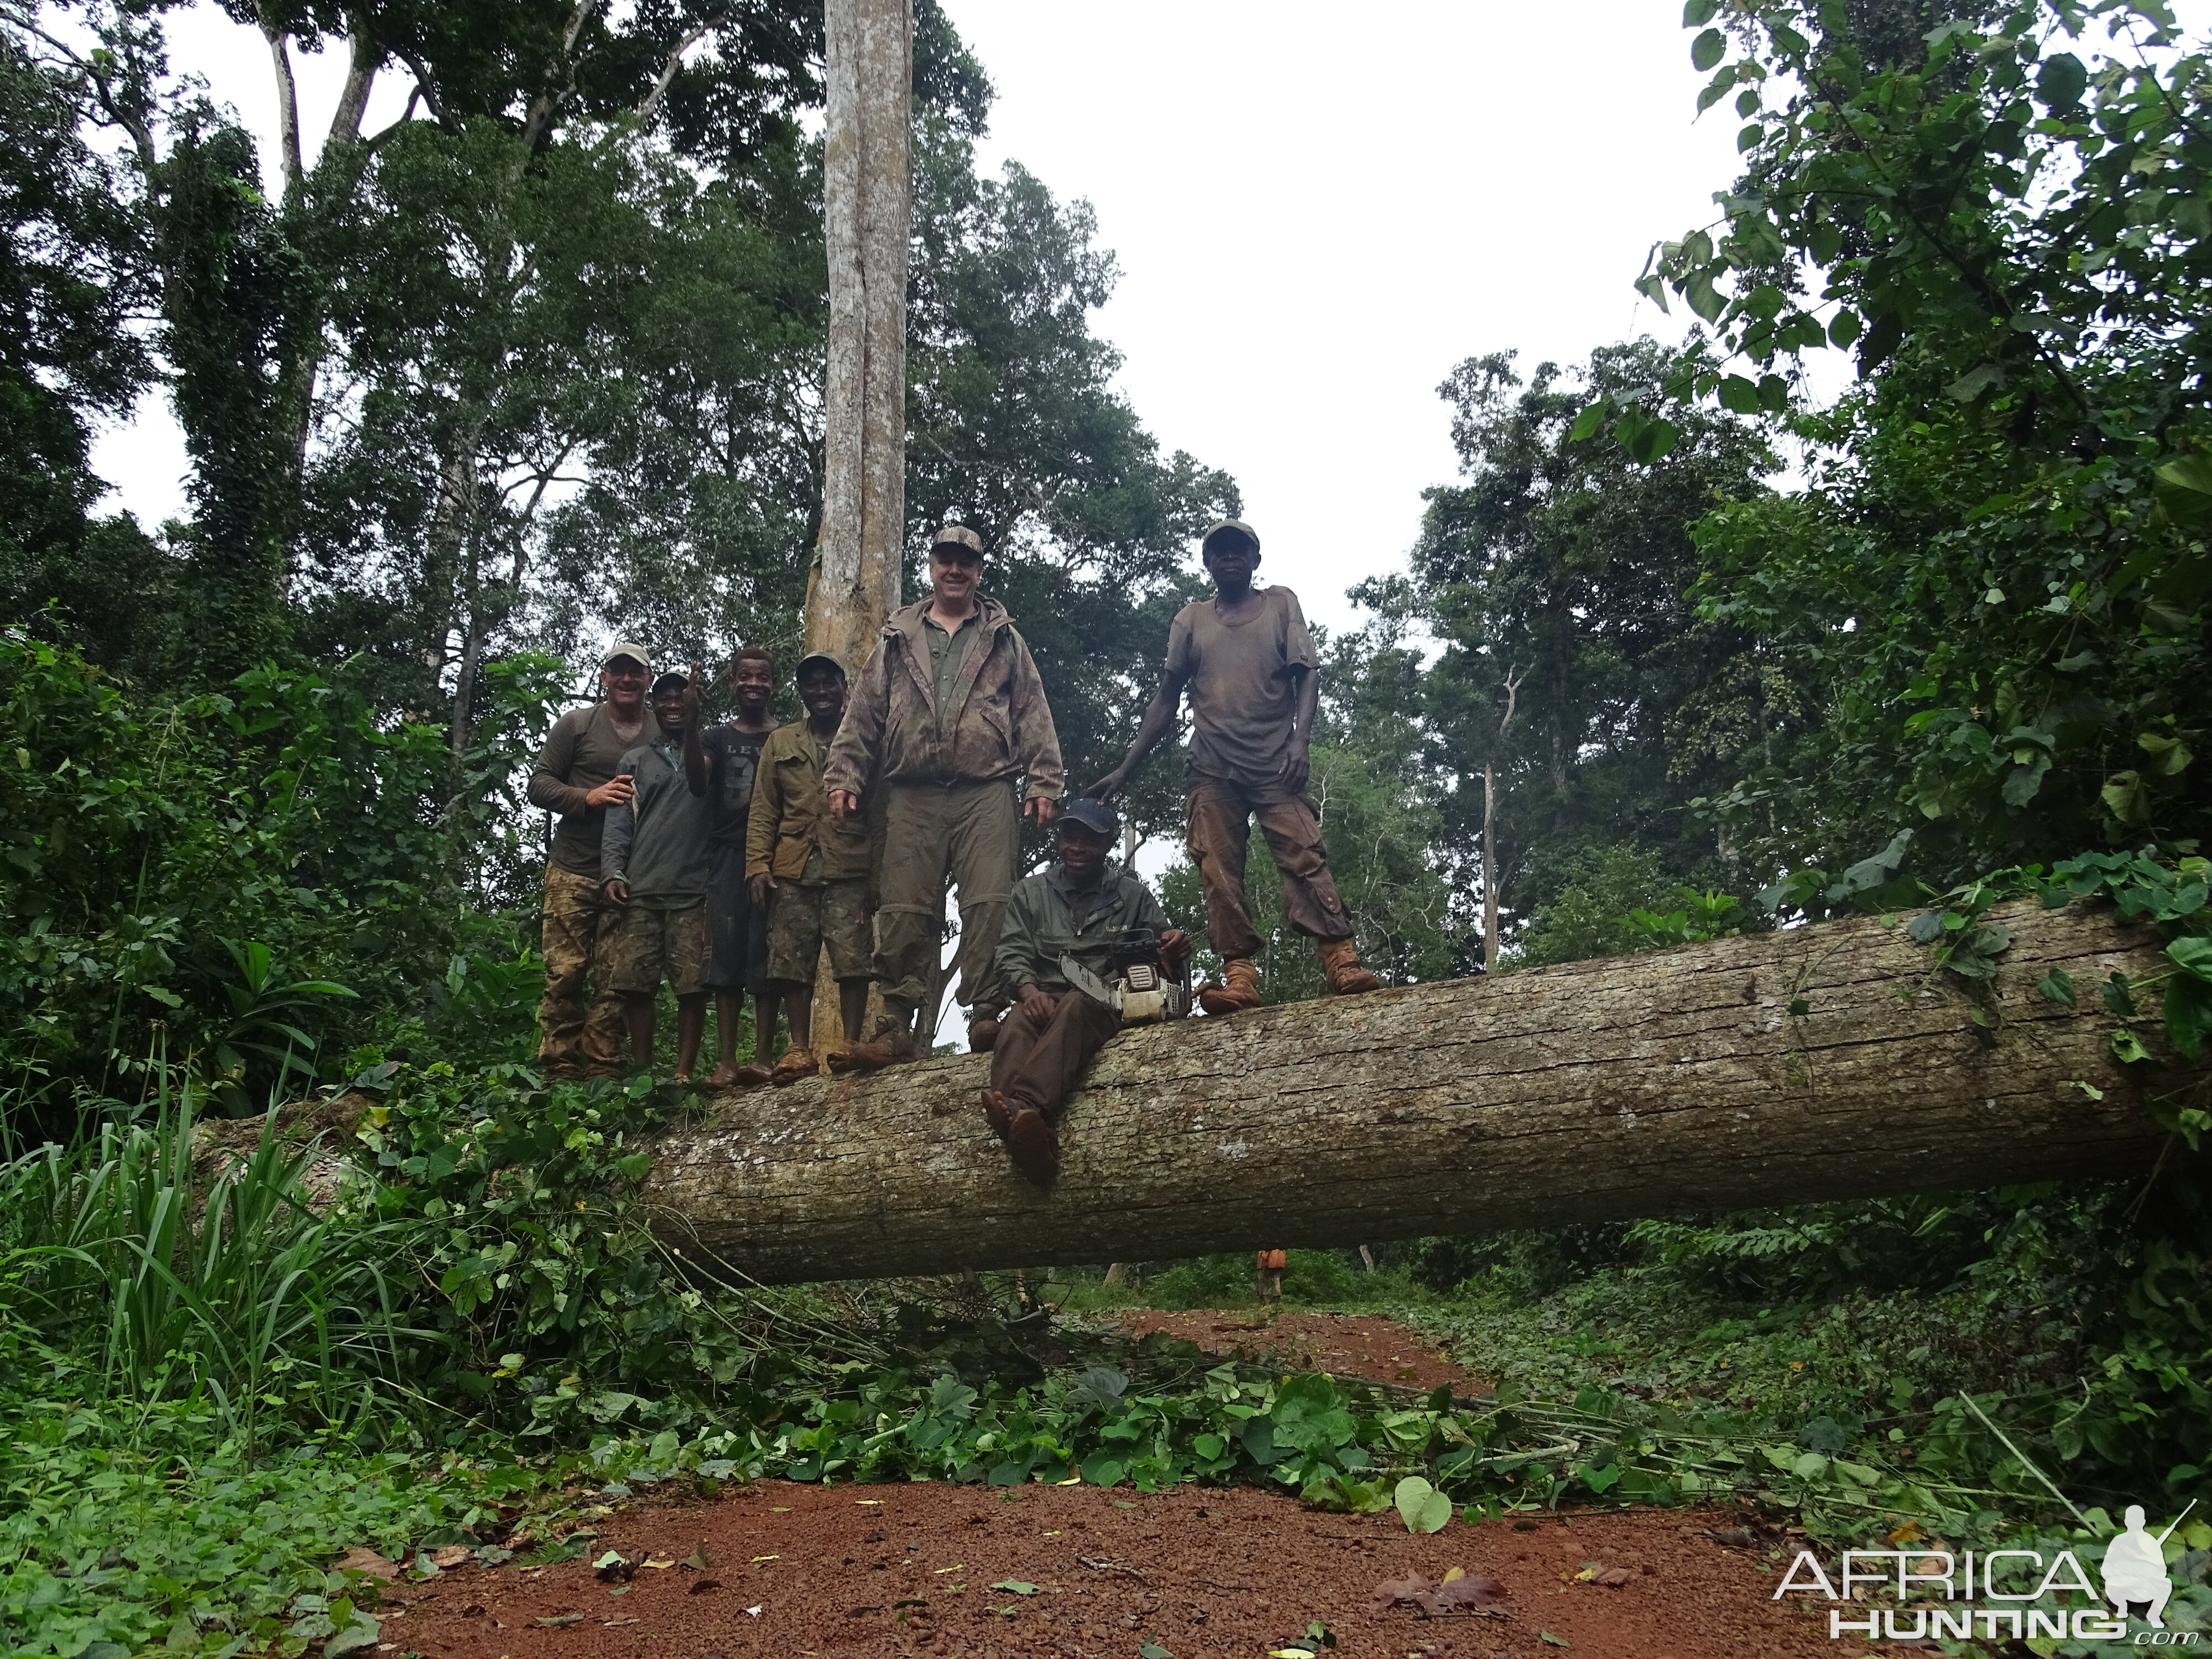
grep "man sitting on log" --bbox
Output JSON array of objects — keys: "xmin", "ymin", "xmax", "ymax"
[
  {"xmin": 747, "ymin": 651, "xmax": 878, "ymax": 1083},
  {"xmin": 826, "ymin": 523, "xmax": 1065, "ymax": 1065},
  {"xmin": 982, "ymin": 797, "xmax": 1189, "ymax": 1183},
  {"xmin": 1093, "ymin": 518, "xmax": 1379, "ymax": 1013}
]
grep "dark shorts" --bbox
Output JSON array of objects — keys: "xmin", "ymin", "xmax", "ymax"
[
  {"xmin": 766, "ymin": 879, "xmax": 874, "ymax": 986},
  {"xmin": 702, "ymin": 840, "xmax": 769, "ymax": 993}
]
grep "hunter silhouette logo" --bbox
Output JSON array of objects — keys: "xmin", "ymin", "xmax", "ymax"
[
  {"xmin": 1774, "ymin": 1498, "xmax": 2199, "ymax": 1644},
  {"xmin": 2101, "ymin": 1503, "xmax": 2193, "ymax": 1630}
]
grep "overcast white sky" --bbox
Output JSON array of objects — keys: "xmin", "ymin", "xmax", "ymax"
[{"xmin": 92, "ymin": 1, "xmax": 1744, "ymax": 632}]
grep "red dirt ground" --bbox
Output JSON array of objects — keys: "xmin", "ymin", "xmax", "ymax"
[
  {"xmin": 380, "ymin": 1480, "xmax": 1917, "ymax": 1659},
  {"xmin": 1114, "ymin": 1310, "xmax": 1479, "ymax": 1395}
]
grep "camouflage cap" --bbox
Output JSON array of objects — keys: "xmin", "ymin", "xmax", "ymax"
[
  {"xmin": 930, "ymin": 523, "xmax": 985, "ymax": 560},
  {"xmin": 601, "ymin": 640, "xmax": 653, "ymax": 670},
  {"xmin": 1201, "ymin": 519, "xmax": 1260, "ymax": 556}
]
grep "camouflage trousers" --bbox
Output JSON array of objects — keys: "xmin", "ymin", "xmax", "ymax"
[{"xmin": 537, "ymin": 863, "xmax": 625, "ymax": 1077}]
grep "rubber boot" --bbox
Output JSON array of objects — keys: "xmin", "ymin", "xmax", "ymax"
[
  {"xmin": 1315, "ymin": 936, "xmax": 1380, "ymax": 995},
  {"xmin": 1197, "ymin": 957, "xmax": 1262, "ymax": 1017}
]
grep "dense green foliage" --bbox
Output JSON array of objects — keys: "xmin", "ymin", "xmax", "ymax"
[{"xmin": 7, "ymin": 1, "xmax": 2212, "ymax": 1652}]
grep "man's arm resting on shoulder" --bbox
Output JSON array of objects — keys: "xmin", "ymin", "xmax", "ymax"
[{"xmin": 1091, "ymin": 669, "xmax": 1189, "ymax": 800}]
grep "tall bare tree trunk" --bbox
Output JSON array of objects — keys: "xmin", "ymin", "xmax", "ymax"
[
  {"xmin": 808, "ymin": 0, "xmax": 911, "ymax": 670},
  {"xmin": 803, "ymin": 0, "xmax": 912, "ymax": 1052},
  {"xmin": 1482, "ymin": 667, "xmax": 1522, "ymax": 972}
]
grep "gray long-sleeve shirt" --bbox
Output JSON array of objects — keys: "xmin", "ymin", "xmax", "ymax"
[
  {"xmin": 599, "ymin": 738, "xmax": 710, "ymax": 907},
  {"xmin": 528, "ymin": 702, "xmax": 660, "ymax": 875}
]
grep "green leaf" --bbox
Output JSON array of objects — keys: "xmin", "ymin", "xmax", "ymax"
[
  {"xmin": 1684, "ymin": 269, "xmax": 1725, "ymax": 323},
  {"xmin": 1140, "ymin": 1643, "xmax": 1173, "ymax": 1659},
  {"xmin": 1567, "ymin": 400, "xmax": 1608, "ymax": 443},
  {"xmin": 1692, "ymin": 27, "xmax": 1726, "ymax": 70},
  {"xmin": 324, "ymin": 1619, "xmax": 382, "ymax": 1658},
  {"xmin": 2170, "ymin": 937, "xmax": 2212, "ymax": 983},
  {"xmin": 1828, "ymin": 308, "xmax": 1862, "ymax": 347},
  {"xmin": 1717, "ymin": 374, "xmax": 1762, "ymax": 414},
  {"xmin": 2164, "ymin": 975, "xmax": 2212, "ymax": 1062},
  {"xmin": 990, "ymin": 1580, "xmax": 1039, "ymax": 1595},
  {"xmin": 1683, "ymin": 0, "xmax": 1718, "ymax": 23},
  {"xmin": 2105, "ymin": 972, "xmax": 2138, "ymax": 1016},
  {"xmin": 1541, "ymin": 1634, "xmax": 1572, "ymax": 1648},
  {"xmin": 1393, "ymin": 1475, "xmax": 1452, "ymax": 1534},
  {"xmin": 2036, "ymin": 51, "xmax": 2088, "ymax": 112},
  {"xmin": 2154, "ymin": 455, "xmax": 2212, "ymax": 528},
  {"xmin": 2112, "ymin": 1026, "xmax": 2153, "ymax": 1065},
  {"xmin": 2037, "ymin": 968, "xmax": 2077, "ymax": 1007}
]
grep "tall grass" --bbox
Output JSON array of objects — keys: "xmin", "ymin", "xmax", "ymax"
[{"xmin": 0, "ymin": 1069, "xmax": 444, "ymax": 1438}]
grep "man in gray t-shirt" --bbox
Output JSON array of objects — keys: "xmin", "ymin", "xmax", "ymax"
[
  {"xmin": 526, "ymin": 643, "xmax": 660, "ymax": 1077},
  {"xmin": 1092, "ymin": 519, "xmax": 1379, "ymax": 1014}
]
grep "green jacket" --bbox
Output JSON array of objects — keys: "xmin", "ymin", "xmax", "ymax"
[
  {"xmin": 745, "ymin": 721, "xmax": 873, "ymax": 883},
  {"xmin": 823, "ymin": 596, "xmax": 1065, "ymax": 801},
  {"xmin": 994, "ymin": 861, "xmax": 1171, "ymax": 997}
]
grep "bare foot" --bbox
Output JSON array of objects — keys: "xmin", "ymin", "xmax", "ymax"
[
  {"xmin": 673, "ymin": 1070, "xmax": 693, "ymax": 1086},
  {"xmin": 707, "ymin": 1063, "xmax": 741, "ymax": 1088}
]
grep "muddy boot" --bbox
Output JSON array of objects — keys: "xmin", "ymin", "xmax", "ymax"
[
  {"xmin": 1005, "ymin": 1104, "xmax": 1060, "ymax": 1184},
  {"xmin": 769, "ymin": 1044, "xmax": 818, "ymax": 1086},
  {"xmin": 1315, "ymin": 937, "xmax": 1380, "ymax": 995},
  {"xmin": 967, "ymin": 1014, "xmax": 1001, "ymax": 1053},
  {"xmin": 1197, "ymin": 957, "xmax": 1261, "ymax": 1017},
  {"xmin": 836, "ymin": 1016, "xmax": 918, "ymax": 1074}
]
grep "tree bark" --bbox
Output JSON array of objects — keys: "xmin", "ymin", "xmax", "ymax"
[
  {"xmin": 643, "ymin": 898, "xmax": 2195, "ymax": 1285},
  {"xmin": 808, "ymin": 0, "xmax": 911, "ymax": 672}
]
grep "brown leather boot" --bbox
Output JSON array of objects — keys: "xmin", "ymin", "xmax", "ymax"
[
  {"xmin": 1197, "ymin": 957, "xmax": 1261, "ymax": 1016},
  {"xmin": 769, "ymin": 1045, "xmax": 818, "ymax": 1086},
  {"xmin": 1315, "ymin": 937, "xmax": 1380, "ymax": 995},
  {"xmin": 834, "ymin": 1019, "xmax": 919, "ymax": 1073}
]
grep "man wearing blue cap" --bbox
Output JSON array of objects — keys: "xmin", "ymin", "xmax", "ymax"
[{"xmin": 982, "ymin": 797, "xmax": 1188, "ymax": 1183}]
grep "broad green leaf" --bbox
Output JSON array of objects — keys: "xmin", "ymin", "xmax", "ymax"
[
  {"xmin": 2112, "ymin": 1026, "xmax": 2152, "ymax": 1065},
  {"xmin": 1567, "ymin": 400, "xmax": 1608, "ymax": 442},
  {"xmin": 2168, "ymin": 936, "xmax": 2212, "ymax": 984},
  {"xmin": 1683, "ymin": 0, "xmax": 1718, "ymax": 23},
  {"xmin": 1692, "ymin": 27, "xmax": 1726, "ymax": 70},
  {"xmin": 2036, "ymin": 51, "xmax": 2087, "ymax": 111},
  {"xmin": 1393, "ymin": 1475, "xmax": 1451, "ymax": 1533},
  {"xmin": 2154, "ymin": 455, "xmax": 2212, "ymax": 528},
  {"xmin": 2037, "ymin": 968, "xmax": 2077, "ymax": 1006}
]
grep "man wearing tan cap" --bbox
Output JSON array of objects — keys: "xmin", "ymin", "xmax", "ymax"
[
  {"xmin": 526, "ymin": 642, "xmax": 660, "ymax": 1077},
  {"xmin": 826, "ymin": 524, "xmax": 1065, "ymax": 1065}
]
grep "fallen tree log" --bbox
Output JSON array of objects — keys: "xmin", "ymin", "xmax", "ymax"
[{"xmin": 642, "ymin": 898, "xmax": 2195, "ymax": 1284}]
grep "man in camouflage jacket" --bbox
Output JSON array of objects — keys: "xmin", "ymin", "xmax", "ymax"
[{"xmin": 826, "ymin": 524, "xmax": 1065, "ymax": 1061}]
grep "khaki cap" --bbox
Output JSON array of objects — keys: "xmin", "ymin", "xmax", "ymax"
[
  {"xmin": 602, "ymin": 640, "xmax": 653, "ymax": 670},
  {"xmin": 931, "ymin": 523, "xmax": 985, "ymax": 559},
  {"xmin": 1202, "ymin": 519, "xmax": 1260, "ymax": 555},
  {"xmin": 795, "ymin": 650, "xmax": 848, "ymax": 681}
]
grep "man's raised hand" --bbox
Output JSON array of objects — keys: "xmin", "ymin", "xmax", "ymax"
[{"xmin": 680, "ymin": 661, "xmax": 705, "ymax": 723}]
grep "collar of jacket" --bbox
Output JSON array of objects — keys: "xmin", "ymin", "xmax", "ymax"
[
  {"xmin": 1046, "ymin": 858, "xmax": 1128, "ymax": 908},
  {"xmin": 883, "ymin": 593, "xmax": 1014, "ymax": 712}
]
